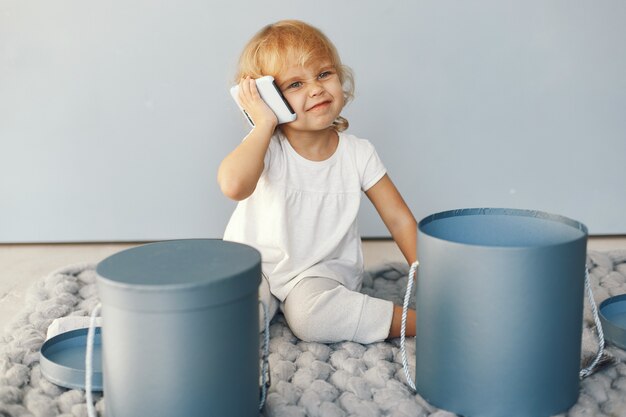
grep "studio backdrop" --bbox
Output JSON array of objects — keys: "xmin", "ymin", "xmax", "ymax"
[{"xmin": 1, "ymin": 0, "xmax": 625, "ymax": 242}]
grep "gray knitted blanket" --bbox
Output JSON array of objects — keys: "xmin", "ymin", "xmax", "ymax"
[{"xmin": 1, "ymin": 251, "xmax": 626, "ymax": 417}]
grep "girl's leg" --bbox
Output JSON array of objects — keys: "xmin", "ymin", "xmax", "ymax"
[
  {"xmin": 282, "ymin": 277, "xmax": 394, "ymax": 344},
  {"xmin": 388, "ymin": 305, "xmax": 416, "ymax": 338}
]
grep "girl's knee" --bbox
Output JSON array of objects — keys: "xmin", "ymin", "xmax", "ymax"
[
  {"xmin": 283, "ymin": 308, "xmax": 335, "ymax": 343},
  {"xmin": 283, "ymin": 281, "xmax": 349, "ymax": 343}
]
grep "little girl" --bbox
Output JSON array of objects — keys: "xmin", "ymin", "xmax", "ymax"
[{"xmin": 219, "ymin": 20, "xmax": 417, "ymax": 344}]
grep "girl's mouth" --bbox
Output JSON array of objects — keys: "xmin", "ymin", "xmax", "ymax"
[{"xmin": 307, "ymin": 101, "xmax": 331, "ymax": 112}]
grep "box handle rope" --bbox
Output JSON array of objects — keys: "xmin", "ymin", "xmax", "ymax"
[
  {"xmin": 259, "ymin": 299, "xmax": 271, "ymax": 410},
  {"xmin": 579, "ymin": 266, "xmax": 606, "ymax": 378},
  {"xmin": 400, "ymin": 262, "xmax": 418, "ymax": 391},
  {"xmin": 86, "ymin": 303, "xmax": 101, "ymax": 417}
]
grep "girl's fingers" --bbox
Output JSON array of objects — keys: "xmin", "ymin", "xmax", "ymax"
[
  {"xmin": 245, "ymin": 77, "xmax": 262, "ymax": 102},
  {"xmin": 239, "ymin": 77, "xmax": 257, "ymax": 107},
  {"xmin": 237, "ymin": 76, "xmax": 278, "ymax": 127},
  {"xmin": 240, "ymin": 77, "xmax": 265, "ymax": 110},
  {"xmin": 237, "ymin": 77, "xmax": 249, "ymax": 104}
]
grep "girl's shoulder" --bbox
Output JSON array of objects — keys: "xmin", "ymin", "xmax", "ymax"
[{"xmin": 338, "ymin": 132, "xmax": 378, "ymax": 155}]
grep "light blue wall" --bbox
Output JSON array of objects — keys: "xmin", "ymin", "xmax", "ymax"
[{"xmin": 1, "ymin": 1, "xmax": 625, "ymax": 242}]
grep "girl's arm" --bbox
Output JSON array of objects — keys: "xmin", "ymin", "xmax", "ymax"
[
  {"xmin": 218, "ymin": 77, "xmax": 278, "ymax": 201},
  {"xmin": 365, "ymin": 174, "xmax": 417, "ymax": 265},
  {"xmin": 367, "ymin": 174, "xmax": 418, "ymax": 339}
]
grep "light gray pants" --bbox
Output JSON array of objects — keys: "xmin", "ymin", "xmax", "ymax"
[{"xmin": 259, "ymin": 274, "xmax": 394, "ymax": 344}]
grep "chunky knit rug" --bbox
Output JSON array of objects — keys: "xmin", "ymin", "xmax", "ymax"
[{"xmin": 1, "ymin": 251, "xmax": 626, "ymax": 417}]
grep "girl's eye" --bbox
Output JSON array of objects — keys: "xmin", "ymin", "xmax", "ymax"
[
  {"xmin": 287, "ymin": 81, "xmax": 302, "ymax": 89},
  {"xmin": 318, "ymin": 71, "xmax": 333, "ymax": 79}
]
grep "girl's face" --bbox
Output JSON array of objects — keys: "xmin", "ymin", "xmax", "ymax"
[{"xmin": 275, "ymin": 60, "xmax": 345, "ymax": 134}]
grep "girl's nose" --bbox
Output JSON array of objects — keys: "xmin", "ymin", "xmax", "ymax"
[{"xmin": 308, "ymin": 80, "xmax": 324, "ymax": 97}]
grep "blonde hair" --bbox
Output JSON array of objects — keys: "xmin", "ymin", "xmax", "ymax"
[{"xmin": 236, "ymin": 20, "xmax": 354, "ymax": 132}]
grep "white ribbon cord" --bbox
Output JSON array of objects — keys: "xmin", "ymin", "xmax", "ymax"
[
  {"xmin": 580, "ymin": 266, "xmax": 606, "ymax": 379},
  {"xmin": 400, "ymin": 261, "xmax": 419, "ymax": 391},
  {"xmin": 259, "ymin": 299, "xmax": 271, "ymax": 411},
  {"xmin": 86, "ymin": 303, "xmax": 102, "ymax": 417}
]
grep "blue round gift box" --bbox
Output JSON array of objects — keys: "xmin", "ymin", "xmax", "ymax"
[
  {"xmin": 96, "ymin": 239, "xmax": 261, "ymax": 417},
  {"xmin": 415, "ymin": 208, "xmax": 587, "ymax": 417}
]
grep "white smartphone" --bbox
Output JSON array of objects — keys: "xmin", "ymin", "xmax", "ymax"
[{"xmin": 230, "ymin": 76, "xmax": 297, "ymax": 127}]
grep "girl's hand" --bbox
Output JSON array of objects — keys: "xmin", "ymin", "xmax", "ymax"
[{"xmin": 237, "ymin": 77, "xmax": 278, "ymax": 130}]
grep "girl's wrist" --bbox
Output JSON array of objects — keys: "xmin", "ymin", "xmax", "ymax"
[{"xmin": 251, "ymin": 120, "xmax": 277, "ymax": 137}]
